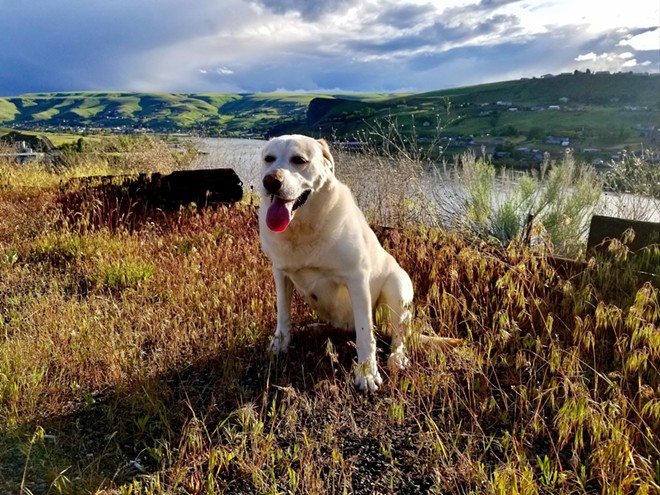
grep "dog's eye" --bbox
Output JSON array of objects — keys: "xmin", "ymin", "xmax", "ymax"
[
  {"xmin": 291, "ymin": 155, "xmax": 308, "ymax": 166},
  {"xmin": 264, "ymin": 155, "xmax": 276, "ymax": 163}
]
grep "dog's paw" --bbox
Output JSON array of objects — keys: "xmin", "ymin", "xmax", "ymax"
[
  {"xmin": 268, "ymin": 333, "xmax": 290, "ymax": 355},
  {"xmin": 354, "ymin": 359, "xmax": 383, "ymax": 392},
  {"xmin": 387, "ymin": 351, "xmax": 410, "ymax": 371}
]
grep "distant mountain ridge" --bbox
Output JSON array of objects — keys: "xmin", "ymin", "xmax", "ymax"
[{"xmin": 1, "ymin": 72, "xmax": 658, "ymax": 159}]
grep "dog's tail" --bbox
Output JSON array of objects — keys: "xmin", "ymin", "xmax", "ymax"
[{"xmin": 413, "ymin": 334, "xmax": 463, "ymax": 351}]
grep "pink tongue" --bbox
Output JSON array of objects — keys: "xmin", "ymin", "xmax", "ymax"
[{"xmin": 266, "ymin": 197, "xmax": 295, "ymax": 232}]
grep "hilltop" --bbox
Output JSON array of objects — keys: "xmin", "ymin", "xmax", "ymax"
[{"xmin": 1, "ymin": 72, "xmax": 658, "ymax": 161}]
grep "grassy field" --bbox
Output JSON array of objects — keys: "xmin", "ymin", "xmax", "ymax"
[{"xmin": 0, "ymin": 146, "xmax": 659, "ymax": 494}]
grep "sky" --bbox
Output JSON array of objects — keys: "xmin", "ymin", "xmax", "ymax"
[{"xmin": 1, "ymin": 0, "xmax": 658, "ymax": 96}]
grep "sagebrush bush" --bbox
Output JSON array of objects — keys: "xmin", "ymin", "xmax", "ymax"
[
  {"xmin": 601, "ymin": 150, "xmax": 660, "ymax": 221},
  {"xmin": 433, "ymin": 150, "xmax": 603, "ymax": 256}
]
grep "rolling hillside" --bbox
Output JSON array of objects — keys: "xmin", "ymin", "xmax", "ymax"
[
  {"xmin": 307, "ymin": 72, "xmax": 659, "ymax": 149},
  {"xmin": 1, "ymin": 72, "xmax": 658, "ymax": 159}
]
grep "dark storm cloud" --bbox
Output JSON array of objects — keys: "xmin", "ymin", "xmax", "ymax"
[
  {"xmin": 375, "ymin": 2, "xmax": 437, "ymax": 29},
  {"xmin": 445, "ymin": 0, "xmax": 524, "ymax": 16},
  {"xmin": 250, "ymin": 0, "xmax": 355, "ymax": 20},
  {"xmin": 421, "ymin": 13, "xmax": 523, "ymax": 43},
  {"xmin": 0, "ymin": 0, "xmax": 248, "ymax": 94},
  {"xmin": 343, "ymin": 13, "xmax": 521, "ymax": 55}
]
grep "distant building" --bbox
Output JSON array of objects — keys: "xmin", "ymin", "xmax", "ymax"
[{"xmin": 545, "ymin": 135, "xmax": 569, "ymax": 146}]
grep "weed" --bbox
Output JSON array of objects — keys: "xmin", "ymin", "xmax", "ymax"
[{"xmin": 95, "ymin": 260, "xmax": 154, "ymax": 291}]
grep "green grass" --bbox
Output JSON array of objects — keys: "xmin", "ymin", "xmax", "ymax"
[
  {"xmin": 31, "ymin": 108, "xmax": 60, "ymax": 121},
  {"xmin": 0, "ymin": 141, "xmax": 658, "ymax": 493},
  {"xmin": 0, "ymin": 99, "xmax": 19, "ymax": 121}
]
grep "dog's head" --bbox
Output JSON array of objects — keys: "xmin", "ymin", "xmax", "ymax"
[{"xmin": 260, "ymin": 134, "xmax": 335, "ymax": 233}]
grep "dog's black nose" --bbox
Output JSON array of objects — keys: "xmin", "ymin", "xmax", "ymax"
[{"xmin": 263, "ymin": 174, "xmax": 282, "ymax": 194}]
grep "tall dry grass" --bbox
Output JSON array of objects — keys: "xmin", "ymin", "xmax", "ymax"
[{"xmin": 0, "ymin": 136, "xmax": 658, "ymax": 494}]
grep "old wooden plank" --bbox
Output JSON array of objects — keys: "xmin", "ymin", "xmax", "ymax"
[{"xmin": 587, "ymin": 215, "xmax": 660, "ymax": 253}]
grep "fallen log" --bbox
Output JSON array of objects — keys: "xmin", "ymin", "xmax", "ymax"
[{"xmin": 63, "ymin": 168, "xmax": 243, "ymax": 209}]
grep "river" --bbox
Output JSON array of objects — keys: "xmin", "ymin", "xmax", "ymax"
[
  {"xmin": 193, "ymin": 137, "xmax": 265, "ymax": 193},
  {"xmin": 192, "ymin": 137, "xmax": 660, "ymax": 224}
]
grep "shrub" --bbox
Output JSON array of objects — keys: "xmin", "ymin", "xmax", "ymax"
[
  {"xmin": 434, "ymin": 150, "xmax": 602, "ymax": 256},
  {"xmin": 601, "ymin": 150, "xmax": 660, "ymax": 221}
]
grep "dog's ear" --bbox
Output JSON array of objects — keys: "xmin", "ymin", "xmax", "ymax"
[{"xmin": 317, "ymin": 139, "xmax": 335, "ymax": 174}]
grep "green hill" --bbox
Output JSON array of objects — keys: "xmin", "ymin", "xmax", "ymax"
[
  {"xmin": 0, "ymin": 92, "xmax": 320, "ymax": 136},
  {"xmin": 1, "ymin": 72, "xmax": 658, "ymax": 159},
  {"xmin": 309, "ymin": 72, "xmax": 659, "ymax": 142}
]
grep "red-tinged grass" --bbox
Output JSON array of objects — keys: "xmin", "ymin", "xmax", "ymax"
[{"xmin": 0, "ymin": 157, "xmax": 658, "ymax": 494}]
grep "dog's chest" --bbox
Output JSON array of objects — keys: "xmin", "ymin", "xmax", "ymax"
[
  {"xmin": 285, "ymin": 267, "xmax": 354, "ymax": 327},
  {"xmin": 261, "ymin": 222, "xmax": 335, "ymax": 269}
]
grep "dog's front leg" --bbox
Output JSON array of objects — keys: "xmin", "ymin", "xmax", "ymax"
[
  {"xmin": 269, "ymin": 268, "xmax": 293, "ymax": 354},
  {"xmin": 348, "ymin": 277, "xmax": 382, "ymax": 392}
]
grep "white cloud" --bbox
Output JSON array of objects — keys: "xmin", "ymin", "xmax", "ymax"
[
  {"xmin": 516, "ymin": 0, "xmax": 659, "ymax": 32},
  {"xmin": 618, "ymin": 28, "xmax": 660, "ymax": 51},
  {"xmin": 572, "ymin": 46, "xmax": 657, "ymax": 73},
  {"xmin": 575, "ymin": 52, "xmax": 598, "ymax": 62}
]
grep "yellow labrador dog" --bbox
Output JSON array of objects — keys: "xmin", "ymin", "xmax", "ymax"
[{"xmin": 259, "ymin": 134, "xmax": 456, "ymax": 391}]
